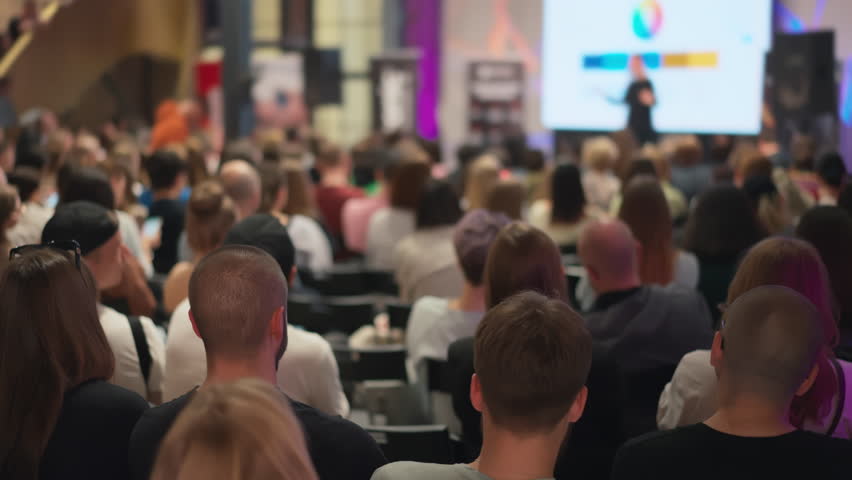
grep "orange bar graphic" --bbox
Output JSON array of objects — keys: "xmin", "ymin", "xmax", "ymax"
[{"xmin": 662, "ymin": 52, "xmax": 718, "ymax": 68}]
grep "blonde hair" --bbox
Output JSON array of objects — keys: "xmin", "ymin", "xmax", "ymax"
[
  {"xmin": 582, "ymin": 136, "xmax": 618, "ymax": 172},
  {"xmin": 465, "ymin": 154, "xmax": 500, "ymax": 210},
  {"xmin": 151, "ymin": 379, "xmax": 318, "ymax": 480}
]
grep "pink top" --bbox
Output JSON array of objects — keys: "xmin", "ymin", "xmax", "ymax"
[{"xmin": 341, "ymin": 192, "xmax": 388, "ymax": 253}]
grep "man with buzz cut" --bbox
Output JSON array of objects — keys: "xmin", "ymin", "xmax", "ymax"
[
  {"xmin": 612, "ymin": 285, "xmax": 852, "ymax": 479},
  {"xmin": 372, "ymin": 291, "xmax": 593, "ymax": 480}
]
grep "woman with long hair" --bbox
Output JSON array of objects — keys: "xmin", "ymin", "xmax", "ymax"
[
  {"xmin": 528, "ymin": 163, "xmax": 601, "ymax": 251},
  {"xmin": 151, "ymin": 379, "xmax": 318, "ymax": 480},
  {"xmin": 0, "ymin": 183, "xmax": 20, "ymax": 270},
  {"xmin": 162, "ymin": 180, "xmax": 237, "ymax": 312},
  {"xmin": 659, "ymin": 237, "xmax": 852, "ymax": 438},
  {"xmin": 463, "ymin": 154, "xmax": 500, "ymax": 211},
  {"xmin": 0, "ymin": 247, "xmax": 148, "ymax": 479}
]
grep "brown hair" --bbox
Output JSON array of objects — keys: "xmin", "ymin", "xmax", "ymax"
[
  {"xmin": 0, "ymin": 249, "xmax": 114, "ymax": 479},
  {"xmin": 151, "ymin": 379, "xmax": 318, "ymax": 480},
  {"xmin": 464, "ymin": 155, "xmax": 500, "ymax": 210},
  {"xmin": 282, "ymin": 162, "xmax": 317, "ymax": 218},
  {"xmin": 389, "ymin": 160, "xmax": 431, "ymax": 210},
  {"xmin": 315, "ymin": 144, "xmax": 343, "ymax": 169},
  {"xmin": 0, "ymin": 184, "xmax": 19, "ymax": 251},
  {"xmin": 611, "ymin": 129, "xmax": 639, "ymax": 181},
  {"xmin": 739, "ymin": 153, "xmax": 774, "ymax": 182},
  {"xmin": 485, "ymin": 179, "xmax": 524, "ymax": 220},
  {"xmin": 727, "ymin": 237, "xmax": 839, "ymax": 427},
  {"xmin": 618, "ymin": 177, "xmax": 675, "ymax": 285},
  {"xmin": 258, "ymin": 162, "xmax": 288, "ymax": 214},
  {"xmin": 186, "ymin": 181, "xmax": 238, "ymax": 255},
  {"xmin": 474, "ymin": 291, "xmax": 592, "ymax": 433},
  {"xmin": 484, "ymin": 222, "xmax": 567, "ymax": 308}
]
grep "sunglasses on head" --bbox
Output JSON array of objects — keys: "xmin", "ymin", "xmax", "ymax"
[{"xmin": 9, "ymin": 240, "xmax": 82, "ymax": 268}]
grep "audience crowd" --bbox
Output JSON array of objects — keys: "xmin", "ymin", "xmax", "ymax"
[{"xmin": 4, "ymin": 103, "xmax": 852, "ymax": 480}]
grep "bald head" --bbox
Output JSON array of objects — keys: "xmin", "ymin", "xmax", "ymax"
[
  {"xmin": 188, "ymin": 245, "xmax": 287, "ymax": 360},
  {"xmin": 220, "ymin": 160, "xmax": 261, "ymax": 218},
  {"xmin": 578, "ymin": 220, "xmax": 640, "ymax": 292},
  {"xmin": 716, "ymin": 285, "xmax": 824, "ymax": 402}
]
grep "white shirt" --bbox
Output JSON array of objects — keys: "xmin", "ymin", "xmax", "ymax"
[
  {"xmin": 658, "ymin": 349, "xmax": 852, "ymax": 439},
  {"xmin": 97, "ymin": 304, "xmax": 165, "ymax": 401},
  {"xmin": 405, "ymin": 297, "xmax": 483, "ymax": 382},
  {"xmin": 288, "ymin": 214, "xmax": 333, "ymax": 273},
  {"xmin": 366, "ymin": 207, "xmax": 415, "ymax": 271},
  {"xmin": 163, "ymin": 299, "xmax": 350, "ymax": 417},
  {"xmin": 116, "ymin": 210, "xmax": 153, "ymax": 278},
  {"xmin": 7, "ymin": 201, "xmax": 53, "ymax": 247}
]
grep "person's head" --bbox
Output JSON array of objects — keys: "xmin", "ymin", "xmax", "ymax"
[
  {"xmin": 224, "ymin": 214, "xmax": 297, "ymax": 285},
  {"xmin": 281, "ymin": 162, "xmax": 317, "ymax": 217},
  {"xmin": 735, "ymin": 152, "xmax": 774, "ymax": 187},
  {"xmin": 57, "ymin": 166, "xmax": 115, "ymax": 209},
  {"xmin": 618, "ymin": 177, "xmax": 674, "ymax": 285},
  {"xmin": 816, "ymin": 151, "xmax": 846, "ymax": 192},
  {"xmin": 726, "ymin": 237, "xmax": 838, "ymax": 426},
  {"xmin": 145, "ymin": 150, "xmax": 188, "ymax": 194},
  {"xmin": 0, "ymin": 184, "xmax": 21, "ymax": 240},
  {"xmin": 578, "ymin": 219, "xmax": 641, "ymax": 294},
  {"xmin": 629, "ymin": 54, "xmax": 646, "ymax": 80},
  {"xmin": 610, "ymin": 129, "xmax": 639, "ymax": 181},
  {"xmin": 453, "ymin": 209, "xmax": 512, "ymax": 288},
  {"xmin": 550, "ymin": 164, "xmax": 586, "ymax": 224},
  {"xmin": 582, "ymin": 136, "xmax": 618, "ymax": 173},
  {"xmin": 389, "ymin": 159, "xmax": 431, "ymax": 210},
  {"xmin": 622, "ymin": 158, "xmax": 658, "ymax": 187},
  {"xmin": 6, "ymin": 166, "xmax": 41, "ymax": 203},
  {"xmin": 258, "ymin": 162, "xmax": 289, "ymax": 214},
  {"xmin": 669, "ymin": 135, "xmax": 703, "ymax": 167},
  {"xmin": 711, "ymin": 286, "xmax": 824, "ymax": 411},
  {"xmin": 188, "ymin": 245, "xmax": 288, "ymax": 372},
  {"xmin": 742, "ymin": 175, "xmax": 790, "ymax": 236},
  {"xmin": 484, "ymin": 222, "xmax": 566, "ymax": 308},
  {"xmin": 151, "ymin": 379, "xmax": 318, "ymax": 480},
  {"xmin": 796, "ymin": 207, "xmax": 852, "ymax": 331},
  {"xmin": 791, "ymin": 134, "xmax": 818, "ymax": 171},
  {"xmin": 98, "ymin": 159, "xmax": 135, "ymax": 209},
  {"xmin": 524, "ymin": 149, "xmax": 546, "ymax": 173},
  {"xmin": 219, "ymin": 160, "xmax": 262, "ymax": 219},
  {"xmin": 221, "ymin": 139, "xmax": 260, "ymax": 167},
  {"xmin": 683, "ymin": 185, "xmax": 766, "ymax": 259},
  {"xmin": 639, "ymin": 144, "xmax": 670, "ymax": 181},
  {"xmin": 485, "ymin": 178, "xmax": 524, "ymax": 220},
  {"xmin": 314, "ymin": 144, "xmax": 348, "ymax": 175},
  {"xmin": 472, "ymin": 291, "xmax": 591, "ymax": 436},
  {"xmin": 186, "ymin": 181, "xmax": 238, "ymax": 257},
  {"xmin": 464, "ymin": 154, "xmax": 500, "ymax": 210},
  {"xmin": 0, "ymin": 248, "xmax": 113, "ymax": 479},
  {"xmin": 416, "ymin": 179, "xmax": 463, "ymax": 229},
  {"xmin": 42, "ymin": 201, "xmax": 123, "ymax": 291}
]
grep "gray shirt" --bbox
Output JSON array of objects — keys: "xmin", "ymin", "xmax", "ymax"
[{"xmin": 371, "ymin": 462, "xmax": 554, "ymax": 480}]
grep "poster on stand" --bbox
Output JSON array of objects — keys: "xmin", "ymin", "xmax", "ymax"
[
  {"xmin": 467, "ymin": 60, "xmax": 525, "ymax": 148},
  {"xmin": 370, "ymin": 51, "xmax": 420, "ymax": 133}
]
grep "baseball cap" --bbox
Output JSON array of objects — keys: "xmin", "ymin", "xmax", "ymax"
[
  {"xmin": 453, "ymin": 209, "xmax": 511, "ymax": 285},
  {"xmin": 224, "ymin": 214, "xmax": 296, "ymax": 276},
  {"xmin": 42, "ymin": 201, "xmax": 119, "ymax": 256}
]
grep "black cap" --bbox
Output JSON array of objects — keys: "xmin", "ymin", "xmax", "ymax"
[
  {"xmin": 42, "ymin": 201, "xmax": 119, "ymax": 256},
  {"xmin": 224, "ymin": 214, "xmax": 296, "ymax": 276}
]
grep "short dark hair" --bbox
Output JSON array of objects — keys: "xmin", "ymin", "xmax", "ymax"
[
  {"xmin": 474, "ymin": 291, "xmax": 592, "ymax": 433},
  {"xmin": 6, "ymin": 166, "xmax": 41, "ymax": 203},
  {"xmin": 390, "ymin": 160, "xmax": 431, "ymax": 210},
  {"xmin": 188, "ymin": 245, "xmax": 287, "ymax": 359},
  {"xmin": 58, "ymin": 167, "xmax": 115, "ymax": 209},
  {"xmin": 551, "ymin": 164, "xmax": 586, "ymax": 223},
  {"xmin": 684, "ymin": 185, "xmax": 767, "ymax": 259},
  {"xmin": 416, "ymin": 180, "xmax": 463, "ymax": 229},
  {"xmin": 145, "ymin": 150, "xmax": 187, "ymax": 191},
  {"xmin": 816, "ymin": 152, "xmax": 847, "ymax": 188}
]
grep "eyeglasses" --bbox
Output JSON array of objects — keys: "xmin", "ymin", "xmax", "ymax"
[{"xmin": 9, "ymin": 240, "xmax": 82, "ymax": 268}]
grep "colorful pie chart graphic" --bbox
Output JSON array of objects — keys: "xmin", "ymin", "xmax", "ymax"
[{"xmin": 633, "ymin": 0, "xmax": 663, "ymax": 40}]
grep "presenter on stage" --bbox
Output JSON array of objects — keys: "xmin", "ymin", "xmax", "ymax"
[{"xmin": 624, "ymin": 55, "xmax": 657, "ymax": 145}]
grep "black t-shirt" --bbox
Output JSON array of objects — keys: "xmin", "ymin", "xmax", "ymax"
[
  {"xmin": 624, "ymin": 79, "xmax": 655, "ymax": 144},
  {"xmin": 129, "ymin": 390, "xmax": 387, "ymax": 480},
  {"xmin": 612, "ymin": 423, "xmax": 852, "ymax": 480},
  {"xmin": 40, "ymin": 380, "xmax": 149, "ymax": 480},
  {"xmin": 147, "ymin": 198, "xmax": 185, "ymax": 274}
]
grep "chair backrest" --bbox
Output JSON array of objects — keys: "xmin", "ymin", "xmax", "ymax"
[
  {"xmin": 366, "ymin": 425, "xmax": 453, "ymax": 464},
  {"xmin": 288, "ymin": 294, "xmax": 329, "ymax": 335},
  {"xmin": 324, "ymin": 296, "xmax": 375, "ymax": 335},
  {"xmin": 426, "ymin": 358, "xmax": 452, "ymax": 394},
  {"xmin": 621, "ymin": 364, "xmax": 678, "ymax": 438},
  {"xmin": 363, "ymin": 269, "xmax": 399, "ymax": 296},
  {"xmin": 334, "ymin": 346, "xmax": 408, "ymax": 382},
  {"xmin": 386, "ymin": 302, "xmax": 412, "ymax": 330}
]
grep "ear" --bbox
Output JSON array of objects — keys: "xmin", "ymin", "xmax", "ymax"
[
  {"xmin": 189, "ymin": 310, "xmax": 202, "ymax": 339},
  {"xmin": 269, "ymin": 306, "xmax": 286, "ymax": 340},
  {"xmin": 566, "ymin": 386, "xmax": 588, "ymax": 423},
  {"xmin": 470, "ymin": 373, "xmax": 484, "ymax": 413},
  {"xmin": 289, "ymin": 266, "xmax": 297, "ymax": 287},
  {"xmin": 795, "ymin": 362, "xmax": 820, "ymax": 397},
  {"xmin": 709, "ymin": 331, "xmax": 723, "ymax": 370}
]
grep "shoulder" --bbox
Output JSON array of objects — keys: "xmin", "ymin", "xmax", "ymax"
[
  {"xmin": 131, "ymin": 393, "xmax": 192, "ymax": 444},
  {"xmin": 372, "ymin": 462, "xmax": 464, "ymax": 480},
  {"xmin": 67, "ymin": 380, "xmax": 149, "ymax": 416},
  {"xmin": 289, "ymin": 399, "xmax": 387, "ymax": 463},
  {"xmin": 411, "ymin": 297, "xmax": 450, "ymax": 317},
  {"xmin": 286, "ymin": 326, "xmax": 333, "ymax": 358},
  {"xmin": 619, "ymin": 424, "xmax": 704, "ymax": 455}
]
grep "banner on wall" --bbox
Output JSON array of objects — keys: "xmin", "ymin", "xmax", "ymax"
[
  {"xmin": 252, "ymin": 51, "xmax": 308, "ymax": 130},
  {"xmin": 467, "ymin": 60, "xmax": 525, "ymax": 147},
  {"xmin": 370, "ymin": 51, "xmax": 420, "ymax": 133}
]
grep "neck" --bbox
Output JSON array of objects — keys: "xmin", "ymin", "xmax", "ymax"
[
  {"xmin": 449, "ymin": 284, "xmax": 486, "ymax": 313},
  {"xmin": 705, "ymin": 388, "xmax": 794, "ymax": 437},
  {"xmin": 473, "ymin": 422, "xmax": 565, "ymax": 480},
  {"xmin": 203, "ymin": 355, "xmax": 277, "ymax": 387},
  {"xmin": 321, "ymin": 170, "xmax": 348, "ymax": 187}
]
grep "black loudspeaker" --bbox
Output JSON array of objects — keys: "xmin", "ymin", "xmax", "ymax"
[
  {"xmin": 303, "ymin": 48, "xmax": 342, "ymax": 106},
  {"xmin": 769, "ymin": 31, "xmax": 836, "ymax": 117}
]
